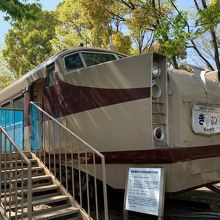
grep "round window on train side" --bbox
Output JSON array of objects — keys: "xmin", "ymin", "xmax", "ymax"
[
  {"xmin": 153, "ymin": 127, "xmax": 164, "ymax": 142},
  {"xmin": 152, "ymin": 82, "xmax": 161, "ymax": 99},
  {"xmin": 152, "ymin": 62, "xmax": 161, "ymax": 79}
]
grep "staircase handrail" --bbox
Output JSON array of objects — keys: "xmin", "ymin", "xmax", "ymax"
[
  {"xmin": 30, "ymin": 101, "xmax": 109, "ymax": 220},
  {"xmin": 30, "ymin": 101, "xmax": 104, "ymax": 158},
  {"xmin": 0, "ymin": 127, "xmax": 30, "ymax": 165},
  {"xmin": 0, "ymin": 126, "xmax": 32, "ymax": 220}
]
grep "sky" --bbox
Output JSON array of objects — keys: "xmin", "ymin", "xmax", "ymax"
[{"xmin": 0, "ymin": 0, "xmax": 62, "ymax": 47}]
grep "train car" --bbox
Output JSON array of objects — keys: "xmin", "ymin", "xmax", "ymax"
[{"xmin": 1, "ymin": 46, "xmax": 220, "ymax": 194}]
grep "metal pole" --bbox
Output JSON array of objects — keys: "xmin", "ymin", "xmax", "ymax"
[
  {"xmin": 93, "ymin": 153, "xmax": 99, "ymax": 220},
  {"xmin": 27, "ymin": 162, "xmax": 32, "ymax": 220},
  {"xmin": 101, "ymin": 157, "xmax": 109, "ymax": 220},
  {"xmin": 0, "ymin": 130, "xmax": 2, "ymax": 201}
]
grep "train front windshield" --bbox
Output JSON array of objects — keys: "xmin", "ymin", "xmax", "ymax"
[
  {"xmin": 64, "ymin": 51, "xmax": 118, "ymax": 70},
  {"xmin": 81, "ymin": 52, "xmax": 117, "ymax": 67}
]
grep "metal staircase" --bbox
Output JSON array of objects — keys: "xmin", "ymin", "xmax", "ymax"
[
  {"xmin": 0, "ymin": 102, "xmax": 109, "ymax": 220},
  {"xmin": 0, "ymin": 128, "xmax": 85, "ymax": 220}
]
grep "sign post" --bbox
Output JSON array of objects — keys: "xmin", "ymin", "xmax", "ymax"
[{"xmin": 124, "ymin": 167, "xmax": 165, "ymax": 219}]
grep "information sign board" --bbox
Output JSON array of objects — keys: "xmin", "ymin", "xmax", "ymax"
[{"xmin": 125, "ymin": 167, "xmax": 164, "ymax": 217}]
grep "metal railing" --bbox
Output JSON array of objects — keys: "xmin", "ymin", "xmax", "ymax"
[
  {"xmin": 30, "ymin": 101, "xmax": 109, "ymax": 220},
  {"xmin": 0, "ymin": 126, "xmax": 32, "ymax": 220}
]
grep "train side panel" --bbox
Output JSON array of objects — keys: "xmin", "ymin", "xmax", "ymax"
[{"xmin": 43, "ymin": 53, "xmax": 159, "ymax": 152}]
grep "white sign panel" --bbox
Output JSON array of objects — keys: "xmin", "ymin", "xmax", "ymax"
[
  {"xmin": 192, "ymin": 105, "xmax": 220, "ymax": 135},
  {"xmin": 125, "ymin": 168, "xmax": 164, "ymax": 216}
]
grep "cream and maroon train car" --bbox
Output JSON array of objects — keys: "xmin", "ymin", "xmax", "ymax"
[{"xmin": 1, "ymin": 47, "xmax": 220, "ymax": 193}]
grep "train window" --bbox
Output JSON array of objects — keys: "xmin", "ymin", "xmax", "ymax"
[
  {"xmin": 1, "ymin": 101, "xmax": 11, "ymax": 109},
  {"xmin": 117, "ymin": 55, "xmax": 126, "ymax": 59},
  {"xmin": 81, "ymin": 52, "xmax": 116, "ymax": 67},
  {"xmin": 64, "ymin": 53, "xmax": 84, "ymax": 70},
  {"xmin": 13, "ymin": 96, "xmax": 24, "ymax": 109},
  {"xmin": 46, "ymin": 63, "xmax": 56, "ymax": 87}
]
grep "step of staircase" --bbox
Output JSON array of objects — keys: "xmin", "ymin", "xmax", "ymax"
[
  {"xmin": 1, "ymin": 158, "xmax": 37, "ymax": 167},
  {"xmin": 1, "ymin": 184, "xmax": 59, "ymax": 197},
  {"xmin": 6, "ymin": 204, "xmax": 73, "ymax": 219},
  {"xmin": 1, "ymin": 174, "xmax": 51, "ymax": 185},
  {"xmin": 1, "ymin": 180, "xmax": 55, "ymax": 194},
  {"xmin": 25, "ymin": 207, "xmax": 79, "ymax": 220},
  {"xmin": 4, "ymin": 195, "xmax": 69, "ymax": 210},
  {"xmin": 1, "ymin": 166, "xmax": 44, "ymax": 182},
  {"xmin": 0, "ymin": 152, "xmax": 32, "ymax": 160},
  {"xmin": 7, "ymin": 207, "xmax": 80, "ymax": 220},
  {"xmin": 1, "ymin": 166, "xmax": 43, "ymax": 174}
]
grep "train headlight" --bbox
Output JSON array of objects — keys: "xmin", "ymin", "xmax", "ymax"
[
  {"xmin": 153, "ymin": 127, "xmax": 164, "ymax": 142},
  {"xmin": 152, "ymin": 63, "xmax": 161, "ymax": 79},
  {"xmin": 152, "ymin": 82, "xmax": 161, "ymax": 99}
]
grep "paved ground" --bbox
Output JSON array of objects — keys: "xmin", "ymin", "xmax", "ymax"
[{"xmin": 107, "ymin": 185, "xmax": 220, "ymax": 220}]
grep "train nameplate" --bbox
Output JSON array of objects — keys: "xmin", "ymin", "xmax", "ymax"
[
  {"xmin": 192, "ymin": 105, "xmax": 220, "ymax": 135},
  {"xmin": 124, "ymin": 167, "xmax": 165, "ymax": 217}
]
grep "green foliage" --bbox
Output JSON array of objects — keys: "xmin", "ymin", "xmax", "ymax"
[
  {"xmin": 0, "ymin": 53, "xmax": 14, "ymax": 89},
  {"xmin": 0, "ymin": 0, "xmax": 40, "ymax": 21},
  {"xmin": 1, "ymin": 0, "xmax": 220, "ymax": 75},
  {"xmin": 112, "ymin": 32, "xmax": 131, "ymax": 54},
  {"xmin": 0, "ymin": 73, "xmax": 14, "ymax": 89},
  {"xmin": 198, "ymin": 1, "xmax": 220, "ymax": 30},
  {"xmin": 154, "ymin": 12, "xmax": 187, "ymax": 58},
  {"xmin": 51, "ymin": 0, "xmax": 132, "ymax": 53},
  {"xmin": 2, "ymin": 7, "xmax": 57, "ymax": 78},
  {"xmin": 51, "ymin": 0, "xmax": 94, "ymax": 52}
]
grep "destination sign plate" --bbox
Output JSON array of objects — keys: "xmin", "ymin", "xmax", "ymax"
[{"xmin": 192, "ymin": 104, "xmax": 220, "ymax": 135}]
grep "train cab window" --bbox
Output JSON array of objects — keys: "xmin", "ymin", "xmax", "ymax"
[
  {"xmin": 13, "ymin": 96, "xmax": 24, "ymax": 109},
  {"xmin": 1, "ymin": 102, "xmax": 11, "ymax": 109},
  {"xmin": 64, "ymin": 53, "xmax": 84, "ymax": 70},
  {"xmin": 46, "ymin": 63, "xmax": 56, "ymax": 87},
  {"xmin": 81, "ymin": 52, "xmax": 116, "ymax": 67},
  {"xmin": 118, "ymin": 55, "xmax": 125, "ymax": 59}
]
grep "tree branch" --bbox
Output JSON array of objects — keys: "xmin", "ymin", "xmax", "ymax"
[
  {"xmin": 194, "ymin": 0, "xmax": 201, "ymax": 11},
  {"xmin": 194, "ymin": 0, "xmax": 220, "ymax": 73},
  {"xmin": 120, "ymin": 0, "xmax": 136, "ymax": 10},
  {"xmin": 105, "ymin": 8, "xmax": 125, "ymax": 22},
  {"xmin": 191, "ymin": 40, "xmax": 214, "ymax": 70}
]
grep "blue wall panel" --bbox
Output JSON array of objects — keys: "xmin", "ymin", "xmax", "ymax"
[{"xmin": 0, "ymin": 109, "xmax": 24, "ymax": 150}]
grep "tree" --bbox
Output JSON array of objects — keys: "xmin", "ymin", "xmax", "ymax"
[
  {"xmin": 2, "ymin": 0, "xmax": 219, "ymax": 76},
  {"xmin": 194, "ymin": 0, "xmax": 220, "ymax": 71},
  {"xmin": 158, "ymin": 0, "xmax": 220, "ymax": 71},
  {"xmin": 2, "ymin": 7, "xmax": 57, "ymax": 78},
  {"xmin": 80, "ymin": 0, "xmax": 183, "ymax": 65},
  {"xmin": 0, "ymin": 52, "xmax": 14, "ymax": 89},
  {"xmin": 50, "ymin": 0, "xmax": 94, "ymax": 52},
  {"xmin": 51, "ymin": 0, "xmax": 132, "ymax": 53},
  {"xmin": 0, "ymin": 0, "xmax": 40, "ymax": 21},
  {"xmin": 0, "ymin": 73, "xmax": 14, "ymax": 90},
  {"xmin": 112, "ymin": 32, "xmax": 131, "ymax": 54},
  {"xmin": 82, "ymin": 0, "xmax": 220, "ymax": 70}
]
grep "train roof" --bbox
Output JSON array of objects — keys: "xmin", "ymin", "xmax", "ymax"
[
  {"xmin": 0, "ymin": 47, "xmax": 126, "ymax": 102},
  {"xmin": 26, "ymin": 46, "xmax": 126, "ymax": 76}
]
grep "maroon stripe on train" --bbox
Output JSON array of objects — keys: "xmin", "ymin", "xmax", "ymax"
[
  {"xmin": 101, "ymin": 145, "xmax": 220, "ymax": 164},
  {"xmin": 43, "ymin": 79, "xmax": 151, "ymax": 117},
  {"xmin": 44, "ymin": 145, "xmax": 220, "ymax": 165}
]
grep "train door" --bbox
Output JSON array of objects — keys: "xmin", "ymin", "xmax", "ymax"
[
  {"xmin": 0, "ymin": 97, "xmax": 24, "ymax": 150},
  {"xmin": 30, "ymin": 79, "xmax": 44, "ymax": 151}
]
